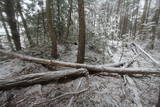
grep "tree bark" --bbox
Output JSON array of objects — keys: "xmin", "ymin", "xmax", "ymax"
[
  {"xmin": 0, "ymin": 49, "xmax": 160, "ymax": 75},
  {"xmin": 0, "ymin": 68, "xmax": 87, "ymax": 90},
  {"xmin": 77, "ymin": 0, "xmax": 86, "ymax": 63},
  {"xmin": 4, "ymin": 0, "xmax": 21, "ymax": 51},
  {"xmin": 46, "ymin": 0, "xmax": 58, "ymax": 58}
]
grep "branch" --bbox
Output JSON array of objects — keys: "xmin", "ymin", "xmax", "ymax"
[{"xmin": 132, "ymin": 43, "xmax": 160, "ymax": 67}]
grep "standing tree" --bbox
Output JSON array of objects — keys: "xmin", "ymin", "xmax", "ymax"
[
  {"xmin": 46, "ymin": 0, "xmax": 58, "ymax": 58},
  {"xmin": 77, "ymin": 0, "xmax": 86, "ymax": 63},
  {"xmin": 17, "ymin": 0, "xmax": 34, "ymax": 47},
  {"xmin": 150, "ymin": 0, "xmax": 160, "ymax": 49},
  {"xmin": 0, "ymin": 10, "xmax": 14, "ymax": 50},
  {"xmin": 4, "ymin": 0, "xmax": 21, "ymax": 51},
  {"xmin": 65, "ymin": 0, "xmax": 73, "ymax": 40},
  {"xmin": 140, "ymin": 0, "xmax": 149, "ymax": 31}
]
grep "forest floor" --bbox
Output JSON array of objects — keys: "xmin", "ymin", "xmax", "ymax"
[{"xmin": 0, "ymin": 40, "xmax": 160, "ymax": 107}]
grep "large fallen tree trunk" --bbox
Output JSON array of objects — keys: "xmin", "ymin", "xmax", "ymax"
[
  {"xmin": 0, "ymin": 68, "xmax": 87, "ymax": 90},
  {"xmin": 0, "ymin": 49, "xmax": 128, "ymax": 67},
  {"xmin": 0, "ymin": 49, "xmax": 160, "ymax": 75}
]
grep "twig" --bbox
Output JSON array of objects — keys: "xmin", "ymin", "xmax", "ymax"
[
  {"xmin": 34, "ymin": 88, "xmax": 88, "ymax": 105},
  {"xmin": 66, "ymin": 71, "xmax": 90, "ymax": 107}
]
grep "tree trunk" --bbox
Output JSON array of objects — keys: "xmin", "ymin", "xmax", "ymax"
[
  {"xmin": 77, "ymin": 0, "xmax": 86, "ymax": 63},
  {"xmin": 65, "ymin": 0, "xmax": 73, "ymax": 40},
  {"xmin": 36, "ymin": 10, "xmax": 40, "ymax": 45},
  {"xmin": 133, "ymin": 0, "xmax": 140, "ymax": 39},
  {"xmin": 146, "ymin": 0, "xmax": 152, "ymax": 23},
  {"xmin": 0, "ymin": 39, "xmax": 3, "ymax": 49},
  {"xmin": 17, "ymin": 1, "xmax": 34, "ymax": 47},
  {"xmin": 4, "ymin": 0, "xmax": 21, "ymax": 51},
  {"xmin": 56, "ymin": 0, "xmax": 62, "ymax": 39},
  {"xmin": 46, "ymin": 0, "xmax": 58, "ymax": 58},
  {"xmin": 0, "ymin": 68, "xmax": 87, "ymax": 90},
  {"xmin": 140, "ymin": 0, "xmax": 149, "ymax": 31},
  {"xmin": 156, "ymin": 87, "xmax": 160, "ymax": 107},
  {"xmin": 120, "ymin": 13, "xmax": 128, "ymax": 36},
  {"xmin": 41, "ymin": 4, "xmax": 47, "ymax": 43},
  {"xmin": 0, "ymin": 11, "xmax": 14, "ymax": 51},
  {"xmin": 0, "ymin": 49, "xmax": 160, "ymax": 75},
  {"xmin": 116, "ymin": 0, "xmax": 121, "ymax": 14},
  {"xmin": 150, "ymin": 0, "xmax": 160, "ymax": 49}
]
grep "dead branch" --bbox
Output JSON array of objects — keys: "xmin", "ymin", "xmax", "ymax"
[
  {"xmin": 67, "ymin": 78, "xmax": 84, "ymax": 107},
  {"xmin": 0, "ymin": 68, "xmax": 88, "ymax": 90},
  {"xmin": 132, "ymin": 43, "xmax": 160, "ymax": 67},
  {"xmin": 35, "ymin": 88, "xmax": 88, "ymax": 105}
]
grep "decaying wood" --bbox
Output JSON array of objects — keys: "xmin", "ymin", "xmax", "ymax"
[
  {"xmin": 0, "ymin": 49, "xmax": 160, "ymax": 75},
  {"xmin": 0, "ymin": 68, "xmax": 87, "ymax": 90},
  {"xmin": 132, "ymin": 43, "xmax": 160, "ymax": 66}
]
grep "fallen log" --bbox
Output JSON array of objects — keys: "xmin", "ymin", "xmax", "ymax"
[
  {"xmin": 0, "ymin": 49, "xmax": 128, "ymax": 67},
  {"xmin": 132, "ymin": 43, "xmax": 160, "ymax": 67},
  {"xmin": 0, "ymin": 68, "xmax": 87, "ymax": 90},
  {"xmin": 0, "ymin": 49, "xmax": 160, "ymax": 75}
]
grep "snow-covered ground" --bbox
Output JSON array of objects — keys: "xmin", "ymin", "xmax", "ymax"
[{"xmin": 0, "ymin": 41, "xmax": 160, "ymax": 107}]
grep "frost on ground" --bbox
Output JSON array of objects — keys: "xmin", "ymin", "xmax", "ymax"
[{"xmin": 0, "ymin": 42, "xmax": 160, "ymax": 107}]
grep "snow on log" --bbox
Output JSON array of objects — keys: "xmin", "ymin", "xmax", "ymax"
[
  {"xmin": 0, "ymin": 68, "xmax": 87, "ymax": 90},
  {"xmin": 0, "ymin": 49, "xmax": 160, "ymax": 75}
]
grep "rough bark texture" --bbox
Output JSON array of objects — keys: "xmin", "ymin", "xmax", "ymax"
[
  {"xmin": 0, "ymin": 68, "xmax": 87, "ymax": 90},
  {"xmin": 46, "ymin": 0, "xmax": 58, "ymax": 58},
  {"xmin": 77, "ymin": 0, "xmax": 86, "ymax": 63},
  {"xmin": 4, "ymin": 0, "xmax": 21, "ymax": 51},
  {"xmin": 0, "ymin": 49, "xmax": 160, "ymax": 75}
]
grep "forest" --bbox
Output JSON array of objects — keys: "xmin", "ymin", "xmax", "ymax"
[{"xmin": 0, "ymin": 0, "xmax": 160, "ymax": 106}]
